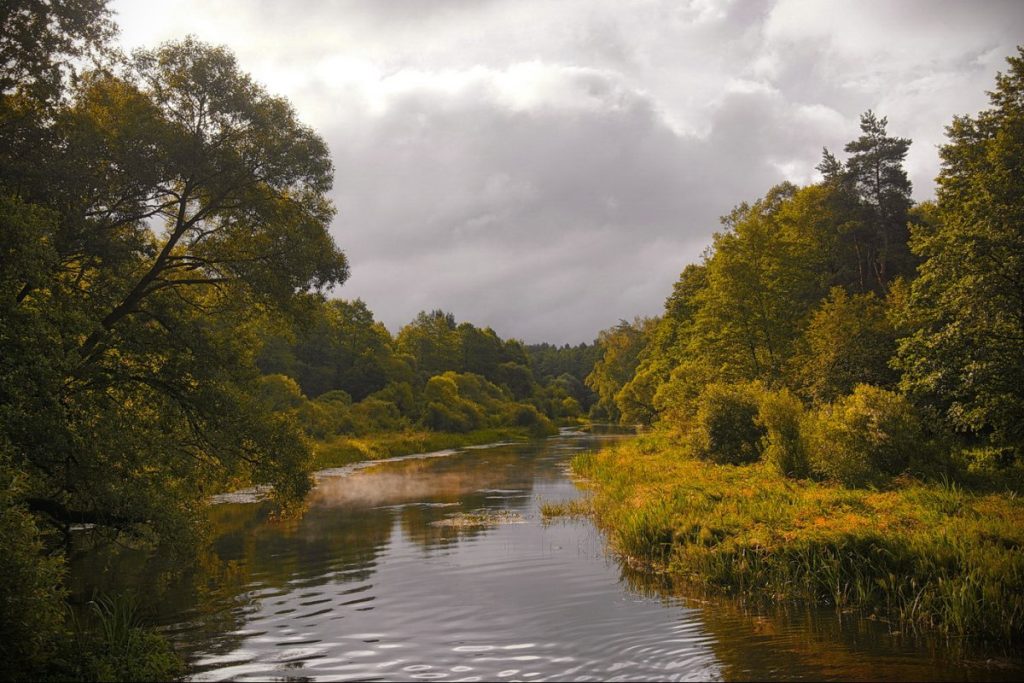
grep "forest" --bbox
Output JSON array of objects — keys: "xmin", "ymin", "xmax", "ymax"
[
  {"xmin": 2, "ymin": 1, "xmax": 1023, "ymax": 680},
  {"xmin": 575, "ymin": 50, "xmax": 1024, "ymax": 647}
]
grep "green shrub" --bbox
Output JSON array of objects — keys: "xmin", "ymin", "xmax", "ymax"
[
  {"xmin": 0, "ymin": 464, "xmax": 66, "ymax": 681},
  {"xmin": 422, "ymin": 399, "xmax": 483, "ymax": 432},
  {"xmin": 757, "ymin": 388, "xmax": 810, "ymax": 477},
  {"xmin": 507, "ymin": 403, "xmax": 558, "ymax": 437},
  {"xmin": 807, "ymin": 384, "xmax": 923, "ymax": 487},
  {"xmin": 351, "ymin": 398, "xmax": 408, "ymax": 433},
  {"xmin": 691, "ymin": 382, "xmax": 765, "ymax": 465},
  {"xmin": 53, "ymin": 594, "xmax": 184, "ymax": 682}
]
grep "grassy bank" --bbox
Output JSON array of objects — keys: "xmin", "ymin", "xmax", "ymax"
[
  {"xmin": 312, "ymin": 427, "xmax": 541, "ymax": 469},
  {"xmin": 568, "ymin": 433, "xmax": 1024, "ymax": 646}
]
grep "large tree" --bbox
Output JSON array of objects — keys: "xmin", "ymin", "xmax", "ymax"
[
  {"xmin": 1, "ymin": 36, "xmax": 348, "ymax": 543},
  {"xmin": 820, "ymin": 111, "xmax": 915, "ymax": 292},
  {"xmin": 897, "ymin": 48, "xmax": 1024, "ymax": 452}
]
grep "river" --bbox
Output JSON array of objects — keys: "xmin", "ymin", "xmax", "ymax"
[{"xmin": 70, "ymin": 430, "xmax": 1023, "ymax": 681}]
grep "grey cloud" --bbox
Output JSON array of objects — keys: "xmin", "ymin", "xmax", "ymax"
[{"xmin": 110, "ymin": 0, "xmax": 1024, "ymax": 343}]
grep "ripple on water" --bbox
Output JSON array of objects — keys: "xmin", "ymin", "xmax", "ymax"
[{"xmin": 102, "ymin": 435, "xmax": 1023, "ymax": 683}]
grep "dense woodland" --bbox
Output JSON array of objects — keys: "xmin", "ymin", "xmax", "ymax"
[
  {"xmin": 585, "ymin": 68, "xmax": 1024, "ymax": 480},
  {"xmin": 2, "ymin": 1, "xmax": 1022, "ymax": 679},
  {"xmin": 572, "ymin": 48, "xmax": 1024, "ymax": 646}
]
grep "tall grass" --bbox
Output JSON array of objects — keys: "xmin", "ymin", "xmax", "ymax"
[
  {"xmin": 53, "ymin": 592, "xmax": 184, "ymax": 681},
  {"xmin": 574, "ymin": 437, "xmax": 1024, "ymax": 645}
]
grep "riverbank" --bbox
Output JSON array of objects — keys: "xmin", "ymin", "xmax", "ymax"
[
  {"xmin": 312, "ymin": 426, "xmax": 558, "ymax": 470},
  {"xmin": 566, "ymin": 433, "xmax": 1024, "ymax": 647}
]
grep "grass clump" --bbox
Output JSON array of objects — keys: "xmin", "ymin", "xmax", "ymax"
[
  {"xmin": 575, "ymin": 436, "xmax": 1024, "ymax": 645},
  {"xmin": 540, "ymin": 498, "xmax": 593, "ymax": 520}
]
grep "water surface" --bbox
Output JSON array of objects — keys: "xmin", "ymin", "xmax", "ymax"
[{"xmin": 72, "ymin": 431, "xmax": 1023, "ymax": 681}]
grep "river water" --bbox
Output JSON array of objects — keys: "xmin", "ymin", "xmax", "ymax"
[{"xmin": 71, "ymin": 431, "xmax": 1022, "ymax": 681}]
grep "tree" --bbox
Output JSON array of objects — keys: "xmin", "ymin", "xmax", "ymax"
[
  {"xmin": 616, "ymin": 264, "xmax": 707, "ymax": 424},
  {"xmin": 820, "ymin": 111, "xmax": 915, "ymax": 292},
  {"xmin": 1, "ymin": 37, "xmax": 347, "ymax": 542},
  {"xmin": 396, "ymin": 309, "xmax": 462, "ymax": 378},
  {"xmin": 793, "ymin": 288, "xmax": 898, "ymax": 404},
  {"xmin": 586, "ymin": 318, "xmax": 652, "ymax": 422},
  {"xmin": 897, "ymin": 47, "xmax": 1024, "ymax": 452},
  {"xmin": 694, "ymin": 183, "xmax": 828, "ymax": 384},
  {"xmin": 259, "ymin": 299, "xmax": 398, "ymax": 400}
]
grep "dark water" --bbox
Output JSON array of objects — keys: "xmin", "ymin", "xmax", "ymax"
[{"xmin": 71, "ymin": 431, "xmax": 1023, "ymax": 681}]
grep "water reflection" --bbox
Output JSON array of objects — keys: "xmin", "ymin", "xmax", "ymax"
[{"xmin": 69, "ymin": 433, "xmax": 1023, "ymax": 682}]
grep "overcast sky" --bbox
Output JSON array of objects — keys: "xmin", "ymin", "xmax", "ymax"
[{"xmin": 111, "ymin": 0, "xmax": 1024, "ymax": 344}]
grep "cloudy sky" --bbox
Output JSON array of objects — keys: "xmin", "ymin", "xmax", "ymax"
[{"xmin": 111, "ymin": 0, "xmax": 1024, "ymax": 344}]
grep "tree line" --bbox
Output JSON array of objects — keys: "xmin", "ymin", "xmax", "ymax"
[
  {"xmin": 585, "ymin": 50, "xmax": 1024, "ymax": 485},
  {"xmin": 0, "ymin": 2, "xmax": 602, "ymax": 678}
]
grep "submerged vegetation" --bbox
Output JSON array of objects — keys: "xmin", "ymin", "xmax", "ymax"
[{"xmin": 567, "ymin": 48, "xmax": 1024, "ymax": 648}]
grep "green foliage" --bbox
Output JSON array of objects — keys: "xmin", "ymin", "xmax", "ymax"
[
  {"xmin": 397, "ymin": 310, "xmax": 462, "ymax": 378},
  {"xmin": 422, "ymin": 374, "xmax": 487, "ymax": 433},
  {"xmin": 52, "ymin": 595, "xmax": 184, "ymax": 682},
  {"xmin": 586, "ymin": 318, "xmax": 653, "ymax": 422},
  {"xmin": 351, "ymin": 398, "xmax": 408, "ymax": 433},
  {"xmin": 0, "ymin": 453, "xmax": 66, "ymax": 681},
  {"xmin": 806, "ymin": 385, "xmax": 924, "ymax": 487},
  {"xmin": 690, "ymin": 382, "xmax": 766, "ymax": 465},
  {"xmin": 257, "ymin": 374, "xmax": 306, "ymax": 411},
  {"xmin": 757, "ymin": 388, "xmax": 810, "ymax": 478},
  {"xmin": 897, "ymin": 48, "xmax": 1024, "ymax": 453},
  {"xmin": 820, "ymin": 110, "xmax": 916, "ymax": 291},
  {"xmin": 258, "ymin": 299, "xmax": 401, "ymax": 400},
  {"xmin": 695, "ymin": 184, "xmax": 830, "ymax": 384},
  {"xmin": 793, "ymin": 288, "xmax": 898, "ymax": 403},
  {"xmin": 506, "ymin": 403, "xmax": 558, "ymax": 438}
]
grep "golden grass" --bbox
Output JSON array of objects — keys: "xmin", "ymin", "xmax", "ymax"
[{"xmin": 573, "ymin": 433, "xmax": 1024, "ymax": 645}]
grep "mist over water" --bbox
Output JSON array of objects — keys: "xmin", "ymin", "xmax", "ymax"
[{"xmin": 70, "ymin": 433, "xmax": 1024, "ymax": 681}]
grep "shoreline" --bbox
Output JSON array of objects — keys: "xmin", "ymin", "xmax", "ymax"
[{"xmin": 557, "ymin": 432, "xmax": 1024, "ymax": 649}]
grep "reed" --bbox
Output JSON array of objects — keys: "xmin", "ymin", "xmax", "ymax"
[{"xmin": 573, "ymin": 437, "xmax": 1024, "ymax": 645}]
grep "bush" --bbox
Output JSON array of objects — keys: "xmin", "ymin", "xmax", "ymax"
[
  {"xmin": 757, "ymin": 388, "xmax": 810, "ymax": 477},
  {"xmin": 351, "ymin": 398, "xmax": 408, "ymax": 433},
  {"xmin": 507, "ymin": 403, "xmax": 558, "ymax": 437},
  {"xmin": 691, "ymin": 382, "xmax": 765, "ymax": 465},
  {"xmin": 52, "ymin": 595, "xmax": 184, "ymax": 682},
  {"xmin": 806, "ymin": 385, "xmax": 923, "ymax": 487},
  {"xmin": 0, "ymin": 466, "xmax": 66, "ymax": 680}
]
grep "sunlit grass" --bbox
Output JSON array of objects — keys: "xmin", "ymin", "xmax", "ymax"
[
  {"xmin": 539, "ymin": 498, "xmax": 592, "ymax": 520},
  {"xmin": 312, "ymin": 427, "xmax": 532, "ymax": 469},
  {"xmin": 573, "ymin": 435, "xmax": 1024, "ymax": 645}
]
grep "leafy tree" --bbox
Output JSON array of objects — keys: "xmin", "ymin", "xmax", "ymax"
[
  {"xmin": 617, "ymin": 264, "xmax": 707, "ymax": 424},
  {"xmin": 694, "ymin": 183, "xmax": 828, "ymax": 384},
  {"xmin": 793, "ymin": 287, "xmax": 898, "ymax": 403},
  {"xmin": 806, "ymin": 385, "xmax": 923, "ymax": 487},
  {"xmin": 1, "ymin": 37, "xmax": 347, "ymax": 542},
  {"xmin": 0, "ymin": 446, "xmax": 66, "ymax": 680},
  {"xmin": 897, "ymin": 48, "xmax": 1024, "ymax": 452},
  {"xmin": 586, "ymin": 318, "xmax": 653, "ymax": 422},
  {"xmin": 259, "ymin": 299, "xmax": 399, "ymax": 400},
  {"xmin": 690, "ymin": 381, "xmax": 766, "ymax": 465},
  {"xmin": 396, "ymin": 309, "xmax": 462, "ymax": 378},
  {"xmin": 0, "ymin": 0, "xmax": 114, "ymax": 102},
  {"xmin": 458, "ymin": 322, "xmax": 504, "ymax": 379}
]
